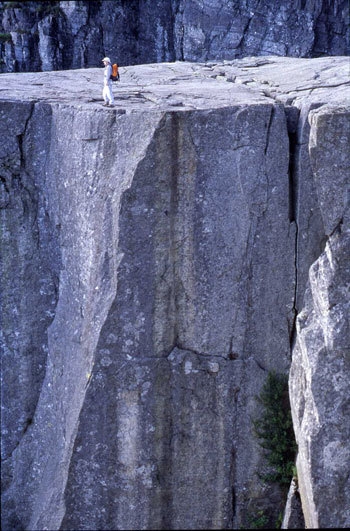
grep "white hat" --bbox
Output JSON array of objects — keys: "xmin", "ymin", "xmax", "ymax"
[{"xmin": 102, "ymin": 57, "xmax": 111, "ymax": 63}]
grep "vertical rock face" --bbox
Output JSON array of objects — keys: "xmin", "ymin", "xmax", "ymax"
[
  {"xmin": 0, "ymin": 57, "xmax": 349, "ymax": 530},
  {"xmin": 1, "ymin": 101, "xmax": 58, "ymax": 472},
  {"xmin": 173, "ymin": 0, "xmax": 349, "ymax": 61},
  {"xmin": 1, "ymin": 99, "xmax": 164, "ymax": 530},
  {"xmin": 61, "ymin": 105, "xmax": 294, "ymax": 530},
  {"xmin": 1, "ymin": 0, "xmax": 349, "ymax": 72},
  {"xmin": 289, "ymin": 107, "xmax": 350, "ymax": 529}
]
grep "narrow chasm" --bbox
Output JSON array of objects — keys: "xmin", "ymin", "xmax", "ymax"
[
  {"xmin": 284, "ymin": 105, "xmax": 300, "ymax": 350},
  {"xmin": 284, "ymin": 106, "xmax": 300, "ymax": 224},
  {"xmin": 282, "ymin": 104, "xmax": 306, "ymax": 529}
]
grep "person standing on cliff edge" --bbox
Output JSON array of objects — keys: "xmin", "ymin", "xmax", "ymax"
[{"xmin": 102, "ymin": 57, "xmax": 114, "ymax": 107}]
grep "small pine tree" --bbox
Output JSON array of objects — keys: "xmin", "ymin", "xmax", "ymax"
[{"xmin": 253, "ymin": 371, "xmax": 297, "ymax": 486}]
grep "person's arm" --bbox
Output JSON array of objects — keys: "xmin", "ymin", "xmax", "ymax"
[{"xmin": 104, "ymin": 64, "xmax": 112, "ymax": 85}]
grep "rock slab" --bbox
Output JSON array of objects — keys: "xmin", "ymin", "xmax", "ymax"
[{"xmin": 1, "ymin": 57, "xmax": 349, "ymax": 530}]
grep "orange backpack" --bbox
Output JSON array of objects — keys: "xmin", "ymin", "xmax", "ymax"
[{"xmin": 110, "ymin": 63, "xmax": 120, "ymax": 82}]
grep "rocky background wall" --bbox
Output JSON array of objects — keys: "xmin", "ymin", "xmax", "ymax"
[{"xmin": 0, "ymin": 0, "xmax": 349, "ymax": 73}]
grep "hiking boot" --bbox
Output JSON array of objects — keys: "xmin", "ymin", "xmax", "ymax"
[{"xmin": 102, "ymin": 102, "xmax": 109, "ymax": 107}]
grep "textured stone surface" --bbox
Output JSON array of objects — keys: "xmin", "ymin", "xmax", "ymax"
[
  {"xmin": 281, "ymin": 478, "xmax": 305, "ymax": 529},
  {"xmin": 1, "ymin": 97, "xmax": 163, "ymax": 530},
  {"xmin": 61, "ymin": 103, "xmax": 293, "ymax": 530},
  {"xmin": 1, "ymin": 57, "xmax": 349, "ymax": 530},
  {"xmin": 0, "ymin": 0, "xmax": 349, "ymax": 73},
  {"xmin": 289, "ymin": 105, "xmax": 350, "ymax": 529}
]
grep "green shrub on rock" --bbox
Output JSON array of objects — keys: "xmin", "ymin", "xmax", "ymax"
[{"xmin": 253, "ymin": 371, "xmax": 297, "ymax": 487}]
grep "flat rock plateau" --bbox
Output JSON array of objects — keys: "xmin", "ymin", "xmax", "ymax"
[{"xmin": 0, "ymin": 56, "xmax": 348, "ymax": 109}]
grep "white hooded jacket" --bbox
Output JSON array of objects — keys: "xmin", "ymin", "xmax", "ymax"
[{"xmin": 104, "ymin": 63, "xmax": 112, "ymax": 86}]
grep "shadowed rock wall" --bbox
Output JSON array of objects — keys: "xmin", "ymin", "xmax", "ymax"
[
  {"xmin": 1, "ymin": 57, "xmax": 349, "ymax": 530},
  {"xmin": 0, "ymin": 0, "xmax": 349, "ymax": 73}
]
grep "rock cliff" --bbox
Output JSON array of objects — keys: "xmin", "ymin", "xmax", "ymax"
[
  {"xmin": 0, "ymin": 0, "xmax": 349, "ymax": 73},
  {"xmin": 1, "ymin": 56, "xmax": 349, "ymax": 530},
  {"xmin": 289, "ymin": 105, "xmax": 350, "ymax": 529}
]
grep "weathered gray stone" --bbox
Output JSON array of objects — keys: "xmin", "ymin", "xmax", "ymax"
[
  {"xmin": 221, "ymin": 55, "xmax": 349, "ymax": 313},
  {"xmin": 1, "ymin": 102, "xmax": 164, "ymax": 530},
  {"xmin": 289, "ymin": 105, "xmax": 350, "ymax": 528},
  {"xmin": 0, "ymin": 0, "xmax": 349, "ymax": 73},
  {"xmin": 60, "ymin": 102, "xmax": 293, "ymax": 530},
  {"xmin": 308, "ymin": 106, "xmax": 350, "ymax": 237},
  {"xmin": 1, "ymin": 57, "xmax": 349, "ymax": 530},
  {"xmin": 1, "ymin": 101, "xmax": 57, "ymax": 465},
  {"xmin": 290, "ymin": 227, "xmax": 350, "ymax": 528},
  {"xmin": 281, "ymin": 478, "xmax": 305, "ymax": 529}
]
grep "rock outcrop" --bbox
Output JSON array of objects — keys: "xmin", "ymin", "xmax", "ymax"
[
  {"xmin": 0, "ymin": 0, "xmax": 349, "ymax": 73},
  {"xmin": 1, "ymin": 56, "xmax": 349, "ymax": 530},
  {"xmin": 289, "ymin": 105, "xmax": 350, "ymax": 529}
]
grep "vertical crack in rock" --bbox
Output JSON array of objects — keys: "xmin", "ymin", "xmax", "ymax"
[
  {"xmin": 263, "ymin": 106, "xmax": 273, "ymax": 157},
  {"xmin": 284, "ymin": 105, "xmax": 301, "ymax": 348},
  {"xmin": 284, "ymin": 106, "xmax": 300, "ymax": 224},
  {"xmin": 17, "ymin": 102, "xmax": 35, "ymax": 171},
  {"xmin": 291, "ymin": 102, "xmax": 327, "ymax": 315}
]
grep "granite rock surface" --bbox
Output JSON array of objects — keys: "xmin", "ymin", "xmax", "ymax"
[
  {"xmin": 0, "ymin": 0, "xmax": 349, "ymax": 73},
  {"xmin": 1, "ymin": 56, "xmax": 349, "ymax": 530},
  {"xmin": 289, "ymin": 104, "xmax": 350, "ymax": 529}
]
